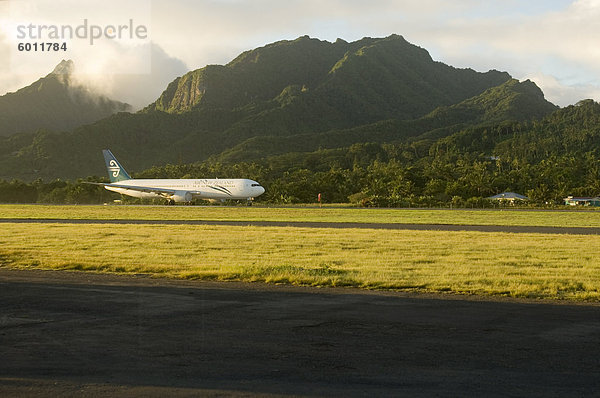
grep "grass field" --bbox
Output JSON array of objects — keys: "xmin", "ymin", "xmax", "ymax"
[
  {"xmin": 2, "ymin": 222, "xmax": 599, "ymax": 301},
  {"xmin": 2, "ymin": 204, "xmax": 600, "ymax": 228}
]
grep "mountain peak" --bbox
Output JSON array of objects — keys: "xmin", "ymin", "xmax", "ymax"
[
  {"xmin": 51, "ymin": 59, "xmax": 74, "ymax": 76},
  {"xmin": 426, "ymin": 78, "xmax": 558, "ymax": 125},
  {"xmin": 50, "ymin": 59, "xmax": 75, "ymax": 86},
  {"xmin": 0, "ymin": 59, "xmax": 130, "ymax": 137}
]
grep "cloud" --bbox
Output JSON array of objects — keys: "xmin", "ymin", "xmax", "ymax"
[
  {"xmin": 394, "ymin": 0, "xmax": 600, "ymax": 105},
  {"xmin": 0, "ymin": 31, "xmax": 187, "ymax": 109},
  {"xmin": 71, "ymin": 43, "xmax": 189, "ymax": 110},
  {"xmin": 0, "ymin": 0, "xmax": 188, "ymax": 109},
  {"xmin": 148, "ymin": 0, "xmax": 574, "ymax": 67},
  {"xmin": 149, "ymin": 0, "xmax": 481, "ymax": 67},
  {"xmin": 0, "ymin": 29, "xmax": 44, "ymax": 96},
  {"xmin": 528, "ymin": 73, "xmax": 600, "ymax": 107}
]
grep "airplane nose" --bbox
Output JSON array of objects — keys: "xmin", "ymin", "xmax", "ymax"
[{"xmin": 258, "ymin": 186, "xmax": 265, "ymax": 195}]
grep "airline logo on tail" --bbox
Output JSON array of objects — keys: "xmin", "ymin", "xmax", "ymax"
[
  {"xmin": 109, "ymin": 160, "xmax": 120, "ymax": 178},
  {"xmin": 102, "ymin": 149, "xmax": 131, "ymax": 182}
]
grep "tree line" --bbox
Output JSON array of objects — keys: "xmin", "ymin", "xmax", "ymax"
[
  {"xmin": 1, "ymin": 143, "xmax": 598, "ymax": 207},
  {"xmin": 2, "ymin": 101, "xmax": 599, "ymax": 207}
]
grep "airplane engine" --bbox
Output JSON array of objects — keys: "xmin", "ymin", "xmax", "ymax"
[{"xmin": 171, "ymin": 191, "xmax": 193, "ymax": 203}]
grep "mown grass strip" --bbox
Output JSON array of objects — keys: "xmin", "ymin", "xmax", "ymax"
[
  {"xmin": 1, "ymin": 204, "xmax": 600, "ymax": 228},
  {"xmin": 1, "ymin": 222, "xmax": 599, "ymax": 301}
]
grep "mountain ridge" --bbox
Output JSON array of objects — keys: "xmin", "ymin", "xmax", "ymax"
[
  {"xmin": 0, "ymin": 36, "xmax": 557, "ymax": 181},
  {"xmin": 146, "ymin": 34, "xmax": 512, "ymax": 124}
]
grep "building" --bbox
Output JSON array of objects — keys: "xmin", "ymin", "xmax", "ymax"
[
  {"xmin": 564, "ymin": 196, "xmax": 600, "ymax": 207},
  {"xmin": 487, "ymin": 192, "xmax": 529, "ymax": 203}
]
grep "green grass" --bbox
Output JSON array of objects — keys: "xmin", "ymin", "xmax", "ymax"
[
  {"xmin": 1, "ymin": 222, "xmax": 600, "ymax": 301},
  {"xmin": 1, "ymin": 204, "xmax": 600, "ymax": 228}
]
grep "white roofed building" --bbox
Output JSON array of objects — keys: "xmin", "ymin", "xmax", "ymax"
[{"xmin": 487, "ymin": 192, "xmax": 529, "ymax": 203}]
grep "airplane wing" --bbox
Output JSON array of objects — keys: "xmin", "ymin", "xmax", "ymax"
[{"xmin": 83, "ymin": 182, "xmax": 202, "ymax": 198}]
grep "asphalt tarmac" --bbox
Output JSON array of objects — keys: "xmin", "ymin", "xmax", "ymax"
[
  {"xmin": 1, "ymin": 269, "xmax": 599, "ymax": 397},
  {"xmin": 2, "ymin": 218, "xmax": 600, "ymax": 234}
]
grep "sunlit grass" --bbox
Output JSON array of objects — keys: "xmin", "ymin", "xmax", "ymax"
[
  {"xmin": 1, "ymin": 204, "xmax": 600, "ymax": 228},
  {"xmin": 2, "ymin": 222, "xmax": 600, "ymax": 301}
]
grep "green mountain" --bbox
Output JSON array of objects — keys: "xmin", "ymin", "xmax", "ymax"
[
  {"xmin": 0, "ymin": 60, "xmax": 131, "ymax": 137},
  {"xmin": 215, "ymin": 78, "xmax": 558, "ymax": 163},
  {"xmin": 147, "ymin": 35, "xmax": 511, "ymax": 132},
  {"xmin": 0, "ymin": 35, "xmax": 557, "ymax": 181}
]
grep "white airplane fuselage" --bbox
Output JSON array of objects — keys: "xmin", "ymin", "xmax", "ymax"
[
  {"xmin": 105, "ymin": 178, "xmax": 265, "ymax": 202},
  {"xmin": 96, "ymin": 149, "xmax": 265, "ymax": 203}
]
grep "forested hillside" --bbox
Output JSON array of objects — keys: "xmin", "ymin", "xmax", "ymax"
[
  {"xmin": 4, "ymin": 100, "xmax": 597, "ymax": 206},
  {"xmin": 134, "ymin": 100, "xmax": 600, "ymax": 206},
  {"xmin": 214, "ymin": 78, "xmax": 557, "ymax": 163}
]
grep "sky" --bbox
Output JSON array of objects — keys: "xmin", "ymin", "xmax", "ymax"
[{"xmin": 1, "ymin": 0, "xmax": 599, "ymax": 109}]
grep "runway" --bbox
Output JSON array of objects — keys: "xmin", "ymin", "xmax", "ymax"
[
  {"xmin": 1, "ymin": 269, "xmax": 599, "ymax": 396},
  {"xmin": 2, "ymin": 218, "xmax": 600, "ymax": 234}
]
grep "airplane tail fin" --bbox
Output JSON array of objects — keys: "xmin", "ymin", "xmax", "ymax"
[{"xmin": 103, "ymin": 149, "xmax": 131, "ymax": 183}]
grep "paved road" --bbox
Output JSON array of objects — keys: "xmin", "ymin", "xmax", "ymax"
[
  {"xmin": 1, "ymin": 269, "xmax": 599, "ymax": 397},
  {"xmin": 2, "ymin": 218, "xmax": 600, "ymax": 234}
]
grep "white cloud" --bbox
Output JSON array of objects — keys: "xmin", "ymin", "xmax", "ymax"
[
  {"xmin": 0, "ymin": 27, "xmax": 187, "ymax": 109},
  {"xmin": 528, "ymin": 73, "xmax": 600, "ymax": 107},
  {"xmin": 148, "ymin": 0, "xmax": 489, "ymax": 68},
  {"xmin": 396, "ymin": 0, "xmax": 600, "ymax": 105},
  {"xmin": 0, "ymin": 28, "xmax": 44, "ymax": 95},
  {"xmin": 71, "ymin": 43, "xmax": 189, "ymax": 110},
  {"xmin": 0, "ymin": 0, "xmax": 187, "ymax": 108}
]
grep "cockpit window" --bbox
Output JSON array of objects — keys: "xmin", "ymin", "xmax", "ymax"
[{"xmin": 251, "ymin": 184, "xmax": 262, "ymax": 187}]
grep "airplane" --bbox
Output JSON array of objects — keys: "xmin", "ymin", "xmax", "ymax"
[{"xmin": 89, "ymin": 149, "xmax": 265, "ymax": 205}]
